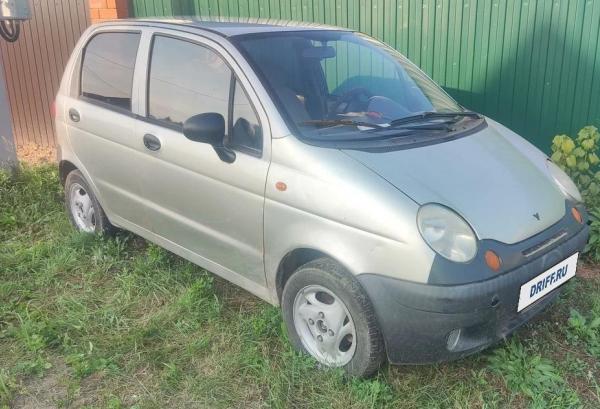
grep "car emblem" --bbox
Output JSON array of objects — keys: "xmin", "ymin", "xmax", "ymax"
[{"xmin": 533, "ymin": 212, "xmax": 540, "ymax": 220}]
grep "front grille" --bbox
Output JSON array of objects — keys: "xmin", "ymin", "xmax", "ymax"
[{"xmin": 522, "ymin": 230, "xmax": 568, "ymax": 258}]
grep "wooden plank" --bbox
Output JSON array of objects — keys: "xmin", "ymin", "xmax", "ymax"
[
  {"xmin": 16, "ymin": 20, "xmax": 43, "ymax": 146},
  {"xmin": 30, "ymin": 0, "xmax": 54, "ymax": 146}
]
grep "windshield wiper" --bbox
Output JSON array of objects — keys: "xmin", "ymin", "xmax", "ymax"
[
  {"xmin": 388, "ymin": 111, "xmax": 481, "ymax": 127},
  {"xmin": 301, "ymin": 119, "xmax": 385, "ymax": 129},
  {"xmin": 390, "ymin": 123, "xmax": 454, "ymax": 131}
]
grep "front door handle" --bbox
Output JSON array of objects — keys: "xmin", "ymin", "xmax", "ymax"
[
  {"xmin": 68, "ymin": 108, "xmax": 80, "ymax": 122},
  {"xmin": 143, "ymin": 133, "xmax": 161, "ymax": 151}
]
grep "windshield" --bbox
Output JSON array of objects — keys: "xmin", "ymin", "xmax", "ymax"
[{"xmin": 234, "ymin": 30, "xmax": 466, "ymax": 141}]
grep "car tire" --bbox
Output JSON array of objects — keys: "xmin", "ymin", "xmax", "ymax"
[
  {"xmin": 64, "ymin": 170, "xmax": 115, "ymax": 235},
  {"xmin": 282, "ymin": 257, "xmax": 385, "ymax": 377}
]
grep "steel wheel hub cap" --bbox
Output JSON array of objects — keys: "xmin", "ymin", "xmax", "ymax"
[
  {"xmin": 69, "ymin": 183, "xmax": 95, "ymax": 233},
  {"xmin": 293, "ymin": 285, "xmax": 357, "ymax": 367}
]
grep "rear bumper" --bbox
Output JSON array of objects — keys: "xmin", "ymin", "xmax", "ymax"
[{"xmin": 357, "ymin": 223, "xmax": 589, "ymax": 364}]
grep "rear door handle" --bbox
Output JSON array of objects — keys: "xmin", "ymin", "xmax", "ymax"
[
  {"xmin": 143, "ymin": 133, "xmax": 161, "ymax": 151},
  {"xmin": 68, "ymin": 108, "xmax": 80, "ymax": 122}
]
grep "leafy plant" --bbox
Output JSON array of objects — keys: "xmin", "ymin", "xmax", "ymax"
[
  {"xmin": 488, "ymin": 340, "xmax": 579, "ymax": 406},
  {"xmin": 349, "ymin": 377, "xmax": 395, "ymax": 408},
  {"xmin": 551, "ymin": 126, "xmax": 600, "ymax": 205},
  {"xmin": 585, "ymin": 208, "xmax": 600, "ymax": 261},
  {"xmin": 566, "ymin": 309, "xmax": 600, "ymax": 357},
  {"xmin": 0, "ymin": 369, "xmax": 17, "ymax": 408},
  {"xmin": 65, "ymin": 348, "xmax": 119, "ymax": 379}
]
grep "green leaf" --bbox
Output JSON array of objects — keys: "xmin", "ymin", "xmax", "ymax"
[
  {"xmin": 561, "ymin": 138, "xmax": 576, "ymax": 154},
  {"xmin": 552, "ymin": 134, "xmax": 567, "ymax": 146},
  {"xmin": 579, "ymin": 174, "xmax": 591, "ymax": 185},
  {"xmin": 582, "ymin": 138, "xmax": 595, "ymax": 150},
  {"xmin": 551, "ymin": 151, "xmax": 563, "ymax": 162},
  {"xmin": 578, "ymin": 126, "xmax": 593, "ymax": 140}
]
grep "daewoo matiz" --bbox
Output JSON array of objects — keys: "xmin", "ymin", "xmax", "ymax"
[{"xmin": 55, "ymin": 18, "xmax": 589, "ymax": 377}]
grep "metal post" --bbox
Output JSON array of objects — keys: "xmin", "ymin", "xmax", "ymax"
[{"xmin": 0, "ymin": 52, "xmax": 17, "ymax": 170}]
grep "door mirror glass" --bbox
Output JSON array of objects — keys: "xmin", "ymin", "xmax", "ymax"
[{"xmin": 183, "ymin": 113, "xmax": 225, "ymax": 145}]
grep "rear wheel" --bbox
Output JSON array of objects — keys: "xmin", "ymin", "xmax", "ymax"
[
  {"xmin": 282, "ymin": 258, "xmax": 385, "ymax": 377},
  {"xmin": 64, "ymin": 170, "xmax": 115, "ymax": 235}
]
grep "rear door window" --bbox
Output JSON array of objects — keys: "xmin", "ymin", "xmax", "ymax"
[{"xmin": 80, "ymin": 32, "xmax": 141, "ymax": 111}]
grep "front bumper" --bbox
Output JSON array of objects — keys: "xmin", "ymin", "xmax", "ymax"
[{"xmin": 358, "ymin": 222, "xmax": 589, "ymax": 364}]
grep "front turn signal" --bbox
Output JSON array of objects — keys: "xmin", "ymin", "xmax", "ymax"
[
  {"xmin": 485, "ymin": 250, "xmax": 502, "ymax": 272},
  {"xmin": 571, "ymin": 207, "xmax": 583, "ymax": 224}
]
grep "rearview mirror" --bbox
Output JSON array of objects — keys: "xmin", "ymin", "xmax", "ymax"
[
  {"xmin": 301, "ymin": 46, "xmax": 336, "ymax": 59},
  {"xmin": 183, "ymin": 113, "xmax": 235, "ymax": 163}
]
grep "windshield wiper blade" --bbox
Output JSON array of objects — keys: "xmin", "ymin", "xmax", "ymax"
[
  {"xmin": 392, "ymin": 123, "xmax": 454, "ymax": 131},
  {"xmin": 388, "ymin": 111, "xmax": 481, "ymax": 127},
  {"xmin": 301, "ymin": 119, "xmax": 385, "ymax": 129}
]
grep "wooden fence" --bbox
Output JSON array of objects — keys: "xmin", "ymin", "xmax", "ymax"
[{"xmin": 0, "ymin": 0, "xmax": 90, "ymax": 149}]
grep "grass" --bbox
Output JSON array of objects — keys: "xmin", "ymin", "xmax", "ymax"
[{"xmin": 1, "ymin": 164, "xmax": 599, "ymax": 408}]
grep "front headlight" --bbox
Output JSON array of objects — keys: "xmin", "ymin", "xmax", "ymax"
[
  {"xmin": 417, "ymin": 204, "xmax": 477, "ymax": 262},
  {"xmin": 547, "ymin": 160, "xmax": 582, "ymax": 203}
]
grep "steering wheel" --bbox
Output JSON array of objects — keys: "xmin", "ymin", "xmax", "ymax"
[{"xmin": 330, "ymin": 87, "xmax": 373, "ymax": 115}]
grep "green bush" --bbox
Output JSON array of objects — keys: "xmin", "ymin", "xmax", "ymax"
[
  {"xmin": 551, "ymin": 126, "xmax": 600, "ymax": 262},
  {"xmin": 550, "ymin": 126, "xmax": 600, "ymax": 206}
]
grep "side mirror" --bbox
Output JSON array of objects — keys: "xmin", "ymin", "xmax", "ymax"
[
  {"xmin": 183, "ymin": 113, "xmax": 225, "ymax": 145},
  {"xmin": 183, "ymin": 113, "xmax": 235, "ymax": 163}
]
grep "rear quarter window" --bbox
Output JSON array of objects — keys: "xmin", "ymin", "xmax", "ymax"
[{"xmin": 80, "ymin": 32, "xmax": 141, "ymax": 111}]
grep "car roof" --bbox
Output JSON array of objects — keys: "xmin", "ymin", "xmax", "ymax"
[{"xmin": 97, "ymin": 17, "xmax": 352, "ymax": 37}]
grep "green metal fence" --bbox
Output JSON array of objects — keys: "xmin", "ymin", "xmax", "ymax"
[{"xmin": 131, "ymin": 0, "xmax": 600, "ymax": 152}]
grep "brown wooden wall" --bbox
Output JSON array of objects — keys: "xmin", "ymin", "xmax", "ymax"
[{"xmin": 0, "ymin": 0, "xmax": 90, "ymax": 149}]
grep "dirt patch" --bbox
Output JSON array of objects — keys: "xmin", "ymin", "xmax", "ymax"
[
  {"xmin": 16, "ymin": 143, "xmax": 56, "ymax": 164},
  {"xmin": 578, "ymin": 263, "xmax": 600, "ymax": 280},
  {"xmin": 11, "ymin": 360, "xmax": 70, "ymax": 409}
]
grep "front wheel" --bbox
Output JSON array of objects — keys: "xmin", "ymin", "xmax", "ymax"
[{"xmin": 282, "ymin": 258, "xmax": 385, "ymax": 377}]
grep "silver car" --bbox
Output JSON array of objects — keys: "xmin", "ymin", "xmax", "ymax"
[{"xmin": 55, "ymin": 19, "xmax": 589, "ymax": 377}]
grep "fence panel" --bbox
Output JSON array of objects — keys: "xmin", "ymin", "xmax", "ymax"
[
  {"xmin": 0, "ymin": 0, "xmax": 90, "ymax": 149},
  {"xmin": 132, "ymin": 0, "xmax": 600, "ymax": 151}
]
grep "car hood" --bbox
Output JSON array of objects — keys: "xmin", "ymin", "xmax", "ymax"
[{"xmin": 343, "ymin": 123, "xmax": 566, "ymax": 244}]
